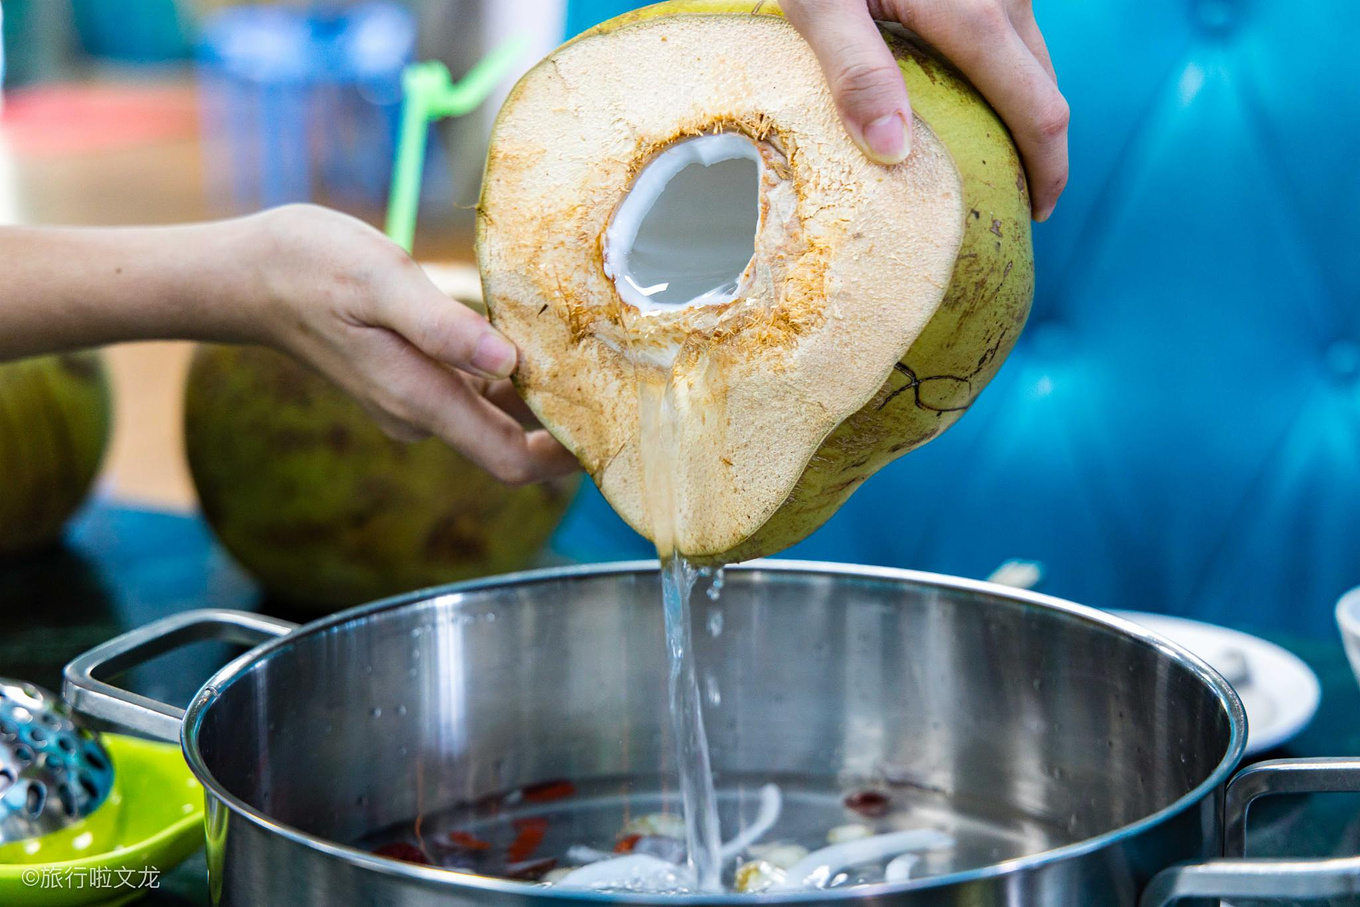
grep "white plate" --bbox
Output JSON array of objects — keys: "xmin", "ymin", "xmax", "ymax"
[{"xmin": 1111, "ymin": 611, "xmax": 1321, "ymax": 755}]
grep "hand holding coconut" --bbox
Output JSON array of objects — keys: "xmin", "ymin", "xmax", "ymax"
[
  {"xmin": 0, "ymin": 204, "xmax": 578, "ymax": 487},
  {"xmin": 782, "ymin": 0, "xmax": 1068, "ymax": 220},
  {"xmin": 235, "ymin": 206, "xmax": 578, "ymax": 486}
]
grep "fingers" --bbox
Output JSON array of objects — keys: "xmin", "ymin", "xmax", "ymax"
[
  {"xmin": 452, "ymin": 372, "xmax": 543, "ymax": 426},
  {"xmin": 1008, "ymin": 5, "xmax": 1056, "ymax": 85},
  {"xmin": 790, "ymin": 0, "xmax": 1068, "ymax": 219},
  {"xmin": 367, "ymin": 413, "xmax": 431, "ymax": 444},
  {"xmin": 989, "ymin": 29, "xmax": 1069, "ymax": 220},
  {"xmin": 365, "ymin": 340, "xmax": 578, "ymax": 485},
  {"xmin": 373, "ymin": 262, "xmax": 519, "ymax": 381},
  {"xmin": 258, "ymin": 207, "xmax": 574, "ymax": 484},
  {"xmin": 783, "ymin": 0, "xmax": 914, "ymax": 165},
  {"xmin": 522, "ymin": 429, "xmax": 584, "ymax": 482},
  {"xmin": 392, "ymin": 372, "xmax": 540, "ymax": 429},
  {"xmin": 896, "ymin": 0, "xmax": 1069, "ymax": 220},
  {"xmin": 364, "ymin": 280, "xmax": 574, "ymax": 480},
  {"xmin": 483, "ymin": 378, "xmax": 541, "ymax": 425}
]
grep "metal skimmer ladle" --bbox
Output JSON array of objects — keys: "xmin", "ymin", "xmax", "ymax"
[{"xmin": 0, "ymin": 678, "xmax": 114, "ymax": 844}]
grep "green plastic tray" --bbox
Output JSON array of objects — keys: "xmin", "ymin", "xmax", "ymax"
[{"xmin": 0, "ymin": 734, "xmax": 204, "ymax": 906}]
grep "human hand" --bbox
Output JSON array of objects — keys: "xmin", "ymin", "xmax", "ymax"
[
  {"xmin": 781, "ymin": 0, "xmax": 1068, "ymax": 221},
  {"xmin": 247, "ymin": 204, "xmax": 579, "ymax": 485}
]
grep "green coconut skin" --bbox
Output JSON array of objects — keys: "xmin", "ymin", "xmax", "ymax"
[
  {"xmin": 568, "ymin": 1, "xmax": 1034, "ymax": 563},
  {"xmin": 184, "ymin": 345, "xmax": 579, "ymax": 610},
  {"xmin": 0, "ymin": 353, "xmax": 111, "ymax": 557}
]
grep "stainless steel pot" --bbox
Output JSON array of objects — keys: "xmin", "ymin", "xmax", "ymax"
[{"xmin": 62, "ymin": 561, "xmax": 1360, "ymax": 905}]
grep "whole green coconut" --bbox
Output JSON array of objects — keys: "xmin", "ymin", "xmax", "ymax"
[
  {"xmin": 184, "ymin": 345, "xmax": 578, "ymax": 610},
  {"xmin": 0, "ymin": 353, "xmax": 111, "ymax": 557}
]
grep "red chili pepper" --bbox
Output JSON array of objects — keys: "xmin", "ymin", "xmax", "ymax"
[
  {"xmin": 505, "ymin": 857, "xmax": 558, "ymax": 881},
  {"xmin": 507, "ymin": 816, "xmax": 549, "ymax": 862},
  {"xmin": 448, "ymin": 830, "xmax": 492, "ymax": 851},
  {"xmin": 372, "ymin": 842, "xmax": 430, "ymax": 865},
  {"xmin": 522, "ymin": 779, "xmax": 578, "ymax": 803},
  {"xmin": 613, "ymin": 833, "xmax": 642, "ymax": 854},
  {"xmin": 513, "ymin": 816, "xmax": 550, "ymax": 831},
  {"xmin": 843, "ymin": 790, "xmax": 891, "ymax": 817}
]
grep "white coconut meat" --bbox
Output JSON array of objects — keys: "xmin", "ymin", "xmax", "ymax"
[
  {"xmin": 603, "ymin": 133, "xmax": 761, "ymax": 317},
  {"xmin": 479, "ymin": 12, "xmax": 965, "ymax": 557}
]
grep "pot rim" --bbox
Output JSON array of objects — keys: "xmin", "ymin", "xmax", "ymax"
[{"xmin": 181, "ymin": 559, "xmax": 1248, "ymax": 902}]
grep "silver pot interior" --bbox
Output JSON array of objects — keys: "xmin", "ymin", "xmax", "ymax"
[{"xmin": 191, "ymin": 564, "xmax": 1238, "ymax": 885}]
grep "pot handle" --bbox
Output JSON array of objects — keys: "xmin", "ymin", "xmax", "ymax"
[
  {"xmin": 63, "ymin": 609, "xmax": 297, "ymax": 743},
  {"xmin": 1140, "ymin": 757, "xmax": 1360, "ymax": 906}
]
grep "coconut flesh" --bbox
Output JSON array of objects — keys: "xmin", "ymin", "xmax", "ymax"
[
  {"xmin": 603, "ymin": 133, "xmax": 760, "ymax": 319},
  {"xmin": 478, "ymin": 2, "xmax": 1032, "ymax": 562}
]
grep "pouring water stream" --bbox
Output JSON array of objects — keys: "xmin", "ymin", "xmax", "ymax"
[{"xmin": 637, "ymin": 370, "xmax": 724, "ymax": 892}]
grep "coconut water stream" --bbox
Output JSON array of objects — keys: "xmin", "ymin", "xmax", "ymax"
[{"xmin": 637, "ymin": 376, "xmax": 725, "ymax": 892}]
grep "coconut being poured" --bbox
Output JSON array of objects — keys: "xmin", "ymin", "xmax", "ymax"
[{"xmin": 462, "ymin": 0, "xmax": 1032, "ymax": 893}]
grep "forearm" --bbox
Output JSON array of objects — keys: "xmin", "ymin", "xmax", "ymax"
[
  {"xmin": 0, "ymin": 202, "xmax": 575, "ymax": 482},
  {"xmin": 0, "ymin": 216, "xmax": 269, "ymax": 361}
]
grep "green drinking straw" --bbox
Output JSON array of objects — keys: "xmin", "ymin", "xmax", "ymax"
[{"xmin": 385, "ymin": 36, "xmax": 530, "ymax": 252}]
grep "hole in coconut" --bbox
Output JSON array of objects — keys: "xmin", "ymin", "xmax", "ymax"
[{"xmin": 604, "ymin": 133, "xmax": 761, "ymax": 313}]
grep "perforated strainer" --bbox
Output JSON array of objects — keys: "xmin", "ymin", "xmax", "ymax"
[{"xmin": 0, "ymin": 678, "xmax": 114, "ymax": 844}]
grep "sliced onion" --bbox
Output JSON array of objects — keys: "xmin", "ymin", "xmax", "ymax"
[
  {"xmin": 884, "ymin": 853, "xmax": 920, "ymax": 883},
  {"xmin": 634, "ymin": 835, "xmax": 686, "ymax": 864},
  {"xmin": 552, "ymin": 854, "xmax": 696, "ymax": 892},
  {"xmin": 775, "ymin": 829, "xmax": 954, "ymax": 890},
  {"xmin": 735, "ymin": 859, "xmax": 786, "ymax": 893},
  {"xmin": 564, "ymin": 845, "xmax": 613, "ymax": 865},
  {"xmin": 720, "ymin": 783, "xmax": 781, "ymax": 861},
  {"xmin": 748, "ymin": 842, "xmax": 809, "ymax": 870},
  {"xmin": 826, "ymin": 823, "xmax": 872, "ymax": 845},
  {"xmin": 621, "ymin": 812, "xmax": 686, "ymax": 839}
]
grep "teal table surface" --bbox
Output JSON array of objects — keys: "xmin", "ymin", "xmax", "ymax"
[{"xmin": 2, "ymin": 502, "xmax": 1359, "ymax": 905}]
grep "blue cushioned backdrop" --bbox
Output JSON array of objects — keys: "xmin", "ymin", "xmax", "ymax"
[{"xmin": 551, "ymin": 0, "xmax": 1360, "ymax": 639}]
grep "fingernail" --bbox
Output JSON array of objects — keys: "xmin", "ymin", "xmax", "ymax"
[
  {"xmin": 472, "ymin": 331, "xmax": 517, "ymax": 378},
  {"xmin": 860, "ymin": 111, "xmax": 911, "ymax": 165}
]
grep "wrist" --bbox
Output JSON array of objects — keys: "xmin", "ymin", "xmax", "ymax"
[
  {"xmin": 100, "ymin": 215, "xmax": 282, "ymax": 348},
  {"xmin": 188, "ymin": 212, "xmax": 290, "ymax": 348}
]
